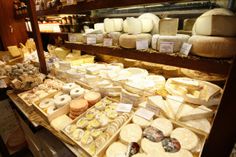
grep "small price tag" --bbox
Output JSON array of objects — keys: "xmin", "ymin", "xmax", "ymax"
[
  {"xmin": 67, "ymin": 0, "xmax": 74, "ymax": 5},
  {"xmin": 103, "ymin": 38, "xmax": 113, "ymax": 47},
  {"xmin": 87, "ymin": 37, "xmax": 96, "ymax": 45},
  {"xmin": 136, "ymin": 39, "xmax": 149, "ymax": 50},
  {"xmin": 135, "ymin": 108, "xmax": 155, "ymax": 120},
  {"xmin": 69, "ymin": 34, "xmax": 77, "ymax": 42},
  {"xmin": 180, "ymin": 43, "xmax": 192, "ymax": 56},
  {"xmin": 116, "ymin": 103, "xmax": 133, "ymax": 113},
  {"xmin": 159, "ymin": 42, "xmax": 174, "ymax": 53}
]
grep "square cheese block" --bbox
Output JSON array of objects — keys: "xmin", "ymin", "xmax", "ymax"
[
  {"xmin": 8, "ymin": 46, "xmax": 22, "ymax": 58},
  {"xmin": 159, "ymin": 18, "xmax": 179, "ymax": 35}
]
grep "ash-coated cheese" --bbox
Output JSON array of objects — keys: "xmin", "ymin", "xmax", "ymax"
[
  {"xmin": 152, "ymin": 34, "xmax": 190, "ymax": 52},
  {"xmin": 139, "ymin": 18, "xmax": 153, "ymax": 33},
  {"xmin": 120, "ymin": 124, "xmax": 142, "ymax": 144},
  {"xmin": 104, "ymin": 18, "xmax": 123, "ymax": 33},
  {"xmin": 119, "ymin": 33, "xmax": 152, "ymax": 49},
  {"xmin": 138, "ymin": 13, "xmax": 160, "ymax": 34},
  {"xmin": 159, "ymin": 18, "xmax": 179, "ymax": 36},
  {"xmin": 194, "ymin": 15, "xmax": 236, "ymax": 37},
  {"xmin": 188, "ymin": 35, "xmax": 236, "ymax": 58},
  {"xmin": 123, "ymin": 17, "xmax": 142, "ymax": 34}
]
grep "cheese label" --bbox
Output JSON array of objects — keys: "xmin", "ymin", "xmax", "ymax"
[
  {"xmin": 159, "ymin": 42, "xmax": 174, "ymax": 53},
  {"xmin": 87, "ymin": 37, "xmax": 96, "ymax": 45},
  {"xmin": 135, "ymin": 108, "xmax": 154, "ymax": 120},
  {"xmin": 68, "ymin": 34, "xmax": 77, "ymax": 42},
  {"xmin": 67, "ymin": 0, "xmax": 74, "ymax": 4},
  {"xmin": 136, "ymin": 39, "xmax": 149, "ymax": 50},
  {"xmin": 116, "ymin": 103, "xmax": 133, "ymax": 113},
  {"xmin": 180, "ymin": 43, "xmax": 192, "ymax": 56},
  {"xmin": 103, "ymin": 38, "xmax": 113, "ymax": 47}
]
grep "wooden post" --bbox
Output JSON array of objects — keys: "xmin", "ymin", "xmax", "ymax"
[
  {"xmin": 26, "ymin": 0, "xmax": 47, "ymax": 74},
  {"xmin": 202, "ymin": 57, "xmax": 236, "ymax": 157}
]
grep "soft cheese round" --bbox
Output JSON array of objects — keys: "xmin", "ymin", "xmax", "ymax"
[
  {"xmin": 151, "ymin": 118, "xmax": 173, "ymax": 136},
  {"xmin": 106, "ymin": 142, "xmax": 127, "ymax": 157},
  {"xmin": 54, "ymin": 94, "xmax": 71, "ymax": 107},
  {"xmin": 138, "ymin": 13, "xmax": 160, "ymax": 34},
  {"xmin": 62, "ymin": 83, "xmax": 78, "ymax": 93},
  {"xmin": 120, "ymin": 124, "xmax": 142, "ymax": 144},
  {"xmin": 170, "ymin": 127, "xmax": 199, "ymax": 150},
  {"xmin": 70, "ymin": 87, "xmax": 85, "ymax": 99},
  {"xmin": 84, "ymin": 92, "xmax": 101, "ymax": 107},
  {"xmin": 132, "ymin": 115, "xmax": 151, "ymax": 128},
  {"xmin": 141, "ymin": 138, "xmax": 165, "ymax": 154},
  {"xmin": 39, "ymin": 98, "xmax": 55, "ymax": 109}
]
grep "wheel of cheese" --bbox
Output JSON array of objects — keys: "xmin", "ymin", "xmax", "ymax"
[
  {"xmin": 54, "ymin": 94, "xmax": 71, "ymax": 107},
  {"xmin": 94, "ymin": 23, "xmax": 105, "ymax": 33},
  {"xmin": 170, "ymin": 128, "xmax": 199, "ymax": 150},
  {"xmin": 119, "ymin": 33, "xmax": 152, "ymax": 49},
  {"xmin": 106, "ymin": 142, "xmax": 127, "ymax": 157},
  {"xmin": 188, "ymin": 35, "xmax": 236, "ymax": 58},
  {"xmin": 39, "ymin": 98, "xmax": 55, "ymax": 109},
  {"xmin": 123, "ymin": 17, "xmax": 142, "ymax": 34},
  {"xmin": 120, "ymin": 124, "xmax": 142, "ymax": 144},
  {"xmin": 152, "ymin": 34, "xmax": 190, "ymax": 52},
  {"xmin": 84, "ymin": 91, "xmax": 101, "ymax": 106},
  {"xmin": 138, "ymin": 13, "xmax": 160, "ymax": 34},
  {"xmin": 151, "ymin": 118, "xmax": 173, "ymax": 136},
  {"xmin": 132, "ymin": 115, "xmax": 151, "ymax": 128},
  {"xmin": 70, "ymin": 99, "xmax": 88, "ymax": 112},
  {"xmin": 141, "ymin": 138, "xmax": 165, "ymax": 154},
  {"xmin": 62, "ymin": 83, "xmax": 78, "ymax": 93},
  {"xmin": 132, "ymin": 153, "xmax": 148, "ymax": 157},
  {"xmin": 46, "ymin": 105, "xmax": 56, "ymax": 115},
  {"xmin": 70, "ymin": 87, "xmax": 85, "ymax": 99},
  {"xmin": 104, "ymin": 18, "xmax": 123, "ymax": 33},
  {"xmin": 139, "ymin": 18, "xmax": 154, "ymax": 33},
  {"xmin": 192, "ymin": 8, "xmax": 234, "ymax": 35}
]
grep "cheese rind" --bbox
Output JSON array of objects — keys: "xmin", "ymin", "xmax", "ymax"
[
  {"xmin": 189, "ymin": 35, "xmax": 236, "ymax": 58},
  {"xmin": 138, "ymin": 13, "xmax": 160, "ymax": 34},
  {"xmin": 151, "ymin": 118, "xmax": 173, "ymax": 136},
  {"xmin": 182, "ymin": 118, "xmax": 211, "ymax": 134},
  {"xmin": 104, "ymin": 18, "xmax": 123, "ymax": 32},
  {"xmin": 139, "ymin": 18, "xmax": 153, "ymax": 33},
  {"xmin": 159, "ymin": 18, "xmax": 179, "ymax": 36},
  {"xmin": 123, "ymin": 17, "xmax": 142, "ymax": 34},
  {"xmin": 106, "ymin": 142, "xmax": 127, "ymax": 157},
  {"xmin": 120, "ymin": 124, "xmax": 142, "ymax": 144}
]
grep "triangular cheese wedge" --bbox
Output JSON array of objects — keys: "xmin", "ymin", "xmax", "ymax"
[
  {"xmin": 179, "ymin": 105, "xmax": 213, "ymax": 121},
  {"xmin": 166, "ymin": 95, "xmax": 183, "ymax": 119},
  {"xmin": 182, "ymin": 118, "xmax": 211, "ymax": 134},
  {"xmin": 199, "ymin": 85, "xmax": 221, "ymax": 101},
  {"xmin": 176, "ymin": 104, "xmax": 194, "ymax": 120},
  {"xmin": 147, "ymin": 96, "xmax": 170, "ymax": 118}
]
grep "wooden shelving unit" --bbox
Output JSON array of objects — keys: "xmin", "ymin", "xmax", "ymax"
[{"xmin": 24, "ymin": 0, "xmax": 236, "ymax": 157}]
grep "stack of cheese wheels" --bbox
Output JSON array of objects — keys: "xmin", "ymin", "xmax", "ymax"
[
  {"xmin": 84, "ymin": 91, "xmax": 101, "ymax": 107},
  {"xmin": 120, "ymin": 16, "xmax": 154, "ymax": 49},
  {"xmin": 189, "ymin": 8, "xmax": 236, "ymax": 58},
  {"xmin": 69, "ymin": 99, "xmax": 88, "ymax": 119},
  {"xmin": 104, "ymin": 18, "xmax": 123, "ymax": 33},
  {"xmin": 62, "ymin": 83, "xmax": 78, "ymax": 93}
]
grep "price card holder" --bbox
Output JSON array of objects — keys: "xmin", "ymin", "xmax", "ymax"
[
  {"xmin": 103, "ymin": 38, "xmax": 113, "ymax": 47},
  {"xmin": 116, "ymin": 103, "xmax": 133, "ymax": 113},
  {"xmin": 180, "ymin": 43, "xmax": 192, "ymax": 56},
  {"xmin": 135, "ymin": 108, "xmax": 155, "ymax": 120},
  {"xmin": 136, "ymin": 39, "xmax": 149, "ymax": 50},
  {"xmin": 87, "ymin": 37, "xmax": 96, "ymax": 45},
  {"xmin": 159, "ymin": 42, "xmax": 174, "ymax": 53}
]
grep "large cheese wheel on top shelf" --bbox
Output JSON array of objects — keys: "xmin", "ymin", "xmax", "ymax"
[
  {"xmin": 138, "ymin": 13, "xmax": 160, "ymax": 34},
  {"xmin": 104, "ymin": 18, "xmax": 123, "ymax": 33},
  {"xmin": 189, "ymin": 35, "xmax": 236, "ymax": 58},
  {"xmin": 119, "ymin": 33, "xmax": 152, "ymax": 49},
  {"xmin": 123, "ymin": 17, "xmax": 142, "ymax": 34},
  {"xmin": 139, "ymin": 18, "xmax": 153, "ymax": 33}
]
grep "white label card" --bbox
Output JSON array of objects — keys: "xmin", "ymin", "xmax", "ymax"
[
  {"xmin": 180, "ymin": 43, "xmax": 192, "ymax": 56},
  {"xmin": 103, "ymin": 38, "xmax": 113, "ymax": 47},
  {"xmin": 159, "ymin": 42, "xmax": 174, "ymax": 53},
  {"xmin": 136, "ymin": 39, "xmax": 149, "ymax": 50},
  {"xmin": 135, "ymin": 108, "xmax": 155, "ymax": 120},
  {"xmin": 116, "ymin": 103, "xmax": 133, "ymax": 113},
  {"xmin": 67, "ymin": 0, "xmax": 74, "ymax": 5},
  {"xmin": 69, "ymin": 34, "xmax": 77, "ymax": 42},
  {"xmin": 87, "ymin": 37, "xmax": 96, "ymax": 45}
]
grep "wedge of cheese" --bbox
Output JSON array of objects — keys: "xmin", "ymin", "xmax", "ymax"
[
  {"xmin": 182, "ymin": 118, "xmax": 211, "ymax": 134},
  {"xmin": 166, "ymin": 95, "xmax": 183, "ymax": 119},
  {"xmin": 199, "ymin": 84, "xmax": 221, "ymax": 101}
]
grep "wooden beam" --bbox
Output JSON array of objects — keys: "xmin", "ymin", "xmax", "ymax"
[
  {"xmin": 202, "ymin": 57, "xmax": 236, "ymax": 157},
  {"xmin": 26, "ymin": 0, "xmax": 47, "ymax": 74}
]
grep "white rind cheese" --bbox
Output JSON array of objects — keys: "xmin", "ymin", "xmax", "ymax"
[
  {"xmin": 94, "ymin": 23, "xmax": 105, "ymax": 33},
  {"xmin": 189, "ymin": 35, "xmax": 236, "ymax": 58},
  {"xmin": 139, "ymin": 18, "xmax": 153, "ymax": 33},
  {"xmin": 106, "ymin": 142, "xmax": 127, "ymax": 157},
  {"xmin": 120, "ymin": 124, "xmax": 142, "ymax": 144},
  {"xmin": 159, "ymin": 18, "xmax": 179, "ymax": 36},
  {"xmin": 132, "ymin": 115, "xmax": 151, "ymax": 128},
  {"xmin": 138, "ymin": 13, "xmax": 160, "ymax": 34},
  {"xmin": 170, "ymin": 127, "xmax": 199, "ymax": 151},
  {"xmin": 182, "ymin": 118, "xmax": 211, "ymax": 134},
  {"xmin": 123, "ymin": 17, "xmax": 142, "ymax": 34},
  {"xmin": 161, "ymin": 149, "xmax": 193, "ymax": 157},
  {"xmin": 141, "ymin": 138, "xmax": 164, "ymax": 154},
  {"xmin": 151, "ymin": 118, "xmax": 173, "ymax": 136},
  {"xmin": 104, "ymin": 18, "xmax": 123, "ymax": 33}
]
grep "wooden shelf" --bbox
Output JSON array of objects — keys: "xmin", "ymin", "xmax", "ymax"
[
  {"xmin": 36, "ymin": 0, "xmax": 169, "ymax": 16},
  {"xmin": 64, "ymin": 42, "xmax": 231, "ymax": 75},
  {"xmin": 27, "ymin": 31, "xmax": 68, "ymax": 35}
]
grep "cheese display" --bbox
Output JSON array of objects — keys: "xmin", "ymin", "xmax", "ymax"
[
  {"xmin": 188, "ymin": 35, "xmax": 236, "ymax": 58},
  {"xmin": 165, "ymin": 77, "xmax": 222, "ymax": 106},
  {"xmin": 138, "ymin": 13, "xmax": 160, "ymax": 34},
  {"xmin": 159, "ymin": 18, "xmax": 179, "ymax": 36},
  {"xmin": 194, "ymin": 15, "xmax": 236, "ymax": 37},
  {"xmin": 170, "ymin": 127, "xmax": 199, "ymax": 150},
  {"xmin": 62, "ymin": 97, "xmax": 132, "ymax": 156},
  {"xmin": 152, "ymin": 34, "xmax": 190, "ymax": 52},
  {"xmin": 119, "ymin": 33, "xmax": 152, "ymax": 49},
  {"xmin": 120, "ymin": 89, "xmax": 143, "ymax": 106},
  {"xmin": 151, "ymin": 118, "xmax": 173, "ymax": 136},
  {"xmin": 62, "ymin": 83, "xmax": 78, "ymax": 93},
  {"xmin": 123, "ymin": 17, "xmax": 142, "ymax": 34},
  {"xmin": 139, "ymin": 18, "xmax": 153, "ymax": 33},
  {"xmin": 104, "ymin": 18, "xmax": 123, "ymax": 32}
]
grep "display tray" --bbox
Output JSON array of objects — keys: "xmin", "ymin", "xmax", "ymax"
[
  {"xmin": 102, "ymin": 114, "xmax": 206, "ymax": 157},
  {"xmin": 32, "ymin": 91, "xmax": 70, "ymax": 123},
  {"xmin": 61, "ymin": 97, "xmax": 134, "ymax": 157}
]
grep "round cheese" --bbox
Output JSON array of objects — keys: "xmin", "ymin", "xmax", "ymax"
[
  {"xmin": 70, "ymin": 87, "xmax": 85, "ymax": 99},
  {"xmin": 70, "ymin": 99, "xmax": 88, "ymax": 112},
  {"xmin": 84, "ymin": 92, "xmax": 101, "ymax": 107},
  {"xmin": 106, "ymin": 142, "xmax": 127, "ymax": 157},
  {"xmin": 133, "ymin": 153, "xmax": 148, "ymax": 157},
  {"xmin": 139, "ymin": 18, "xmax": 153, "ymax": 33},
  {"xmin": 119, "ymin": 33, "xmax": 152, "ymax": 49},
  {"xmin": 54, "ymin": 94, "xmax": 71, "ymax": 107},
  {"xmin": 123, "ymin": 17, "xmax": 142, "ymax": 34},
  {"xmin": 141, "ymin": 138, "xmax": 165, "ymax": 154},
  {"xmin": 170, "ymin": 127, "xmax": 199, "ymax": 150},
  {"xmin": 120, "ymin": 124, "xmax": 142, "ymax": 144},
  {"xmin": 104, "ymin": 18, "xmax": 123, "ymax": 33},
  {"xmin": 132, "ymin": 115, "xmax": 151, "ymax": 128},
  {"xmin": 138, "ymin": 13, "xmax": 160, "ymax": 34},
  {"xmin": 152, "ymin": 34, "xmax": 190, "ymax": 52},
  {"xmin": 151, "ymin": 118, "xmax": 173, "ymax": 136},
  {"xmin": 189, "ymin": 35, "xmax": 236, "ymax": 58},
  {"xmin": 192, "ymin": 8, "xmax": 234, "ymax": 35}
]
